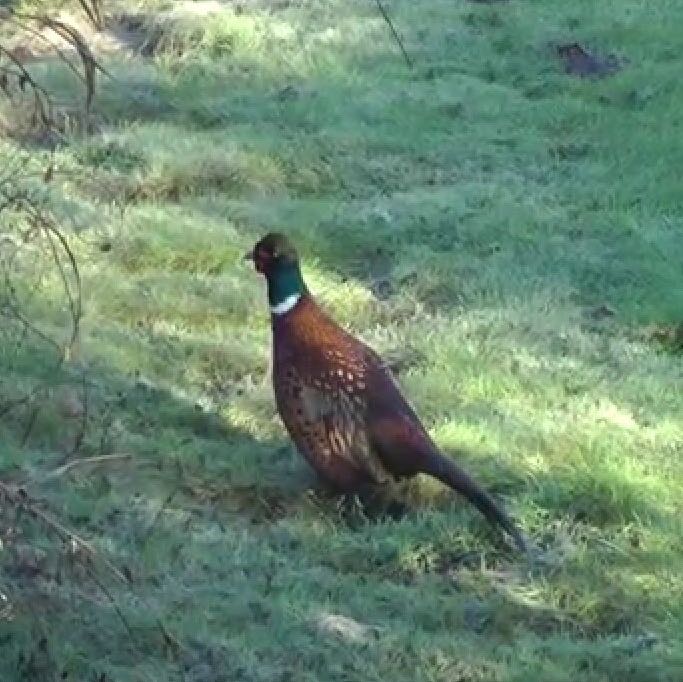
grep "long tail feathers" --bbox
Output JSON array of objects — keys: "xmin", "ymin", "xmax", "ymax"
[{"xmin": 424, "ymin": 451, "xmax": 527, "ymax": 552}]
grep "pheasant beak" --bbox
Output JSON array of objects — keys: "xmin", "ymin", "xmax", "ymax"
[{"xmin": 244, "ymin": 248, "xmax": 263, "ymax": 273}]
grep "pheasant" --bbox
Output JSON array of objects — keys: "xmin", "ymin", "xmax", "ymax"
[{"xmin": 245, "ymin": 232, "xmax": 527, "ymax": 551}]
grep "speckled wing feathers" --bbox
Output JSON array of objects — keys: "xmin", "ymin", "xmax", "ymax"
[{"xmin": 276, "ymin": 362, "xmax": 392, "ymax": 488}]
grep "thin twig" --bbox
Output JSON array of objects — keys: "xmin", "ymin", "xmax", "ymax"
[
  {"xmin": 138, "ymin": 487, "xmax": 179, "ymax": 548},
  {"xmin": 73, "ymin": 0, "xmax": 104, "ymax": 31},
  {"xmin": 0, "ymin": 43, "xmax": 52, "ymax": 126},
  {"xmin": 41, "ymin": 454, "xmax": 134, "ymax": 482},
  {"xmin": 2, "ymin": 296, "xmax": 63, "ymax": 357},
  {"xmin": 70, "ymin": 370, "xmax": 89, "ymax": 455},
  {"xmin": 81, "ymin": 564, "xmax": 137, "ymax": 639},
  {"xmin": 155, "ymin": 616, "xmax": 184, "ymax": 657},
  {"xmin": 0, "ymin": 391, "xmax": 32, "ymax": 419},
  {"xmin": 3, "ymin": 199, "xmax": 83, "ymax": 362},
  {"xmin": 0, "ymin": 480, "xmax": 130, "ymax": 584},
  {"xmin": 5, "ymin": 15, "xmax": 90, "ymax": 88},
  {"xmin": 40, "ymin": 217, "xmax": 82, "ymax": 357},
  {"xmin": 76, "ymin": 565, "xmax": 161, "ymax": 682},
  {"xmin": 372, "ymin": 0, "xmax": 413, "ymax": 69},
  {"xmin": 15, "ymin": 12, "xmax": 115, "ymax": 79},
  {"xmin": 0, "ymin": 480, "xmax": 184, "ymax": 671},
  {"xmin": 40, "ymin": 18, "xmax": 98, "ymax": 113},
  {"xmin": 0, "ymin": 11, "xmax": 113, "ymax": 131},
  {"xmin": 20, "ymin": 400, "xmax": 41, "ymax": 446}
]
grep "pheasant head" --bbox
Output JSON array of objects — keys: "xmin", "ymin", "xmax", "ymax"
[{"xmin": 244, "ymin": 232, "xmax": 308, "ymax": 314}]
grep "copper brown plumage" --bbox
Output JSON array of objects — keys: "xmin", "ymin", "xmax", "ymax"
[{"xmin": 245, "ymin": 232, "xmax": 528, "ymax": 551}]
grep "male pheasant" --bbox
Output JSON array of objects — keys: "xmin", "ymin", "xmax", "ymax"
[{"xmin": 245, "ymin": 232, "xmax": 527, "ymax": 551}]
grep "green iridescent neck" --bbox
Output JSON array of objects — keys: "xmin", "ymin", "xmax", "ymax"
[{"xmin": 267, "ymin": 261, "xmax": 307, "ymax": 310}]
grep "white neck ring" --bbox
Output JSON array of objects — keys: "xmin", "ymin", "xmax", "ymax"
[{"xmin": 270, "ymin": 293, "xmax": 300, "ymax": 315}]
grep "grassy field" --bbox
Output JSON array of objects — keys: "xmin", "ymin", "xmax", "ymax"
[{"xmin": 1, "ymin": 0, "xmax": 682, "ymax": 680}]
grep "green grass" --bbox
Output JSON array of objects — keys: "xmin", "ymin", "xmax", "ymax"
[{"xmin": 1, "ymin": 0, "xmax": 682, "ymax": 680}]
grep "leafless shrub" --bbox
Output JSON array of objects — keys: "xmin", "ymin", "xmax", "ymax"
[
  {"xmin": 0, "ymin": 159, "xmax": 183, "ymax": 668},
  {"xmin": 0, "ymin": 8, "xmax": 108, "ymax": 139},
  {"xmin": 0, "ymin": 156, "xmax": 83, "ymax": 428}
]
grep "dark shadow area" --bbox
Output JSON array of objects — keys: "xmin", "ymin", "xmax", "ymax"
[{"xmin": 557, "ymin": 43, "xmax": 622, "ymax": 78}]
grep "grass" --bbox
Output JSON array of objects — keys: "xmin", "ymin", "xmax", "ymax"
[{"xmin": 1, "ymin": 0, "xmax": 682, "ymax": 680}]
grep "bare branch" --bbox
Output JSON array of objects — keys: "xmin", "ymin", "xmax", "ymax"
[
  {"xmin": 40, "ymin": 453, "xmax": 134, "ymax": 482},
  {"xmin": 373, "ymin": 0, "xmax": 413, "ymax": 69},
  {"xmin": 0, "ymin": 43, "xmax": 52, "ymax": 127},
  {"xmin": 0, "ymin": 480, "xmax": 130, "ymax": 584},
  {"xmin": 0, "ymin": 10, "xmax": 111, "ymax": 133}
]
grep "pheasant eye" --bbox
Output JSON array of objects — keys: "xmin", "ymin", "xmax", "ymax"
[
  {"xmin": 253, "ymin": 247, "xmax": 273, "ymax": 273},
  {"xmin": 258, "ymin": 249, "xmax": 270, "ymax": 261}
]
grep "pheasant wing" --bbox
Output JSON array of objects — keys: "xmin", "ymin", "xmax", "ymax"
[{"xmin": 277, "ymin": 373, "xmax": 391, "ymax": 487}]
